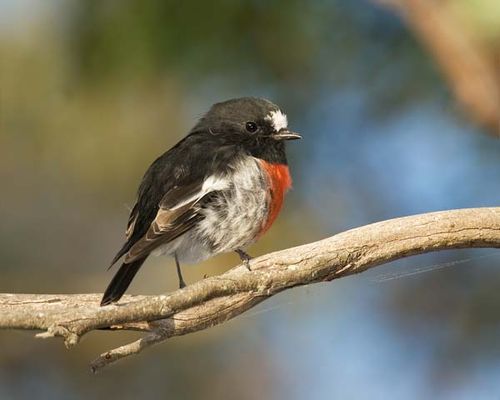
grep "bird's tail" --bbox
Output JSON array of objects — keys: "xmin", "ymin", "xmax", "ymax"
[{"xmin": 100, "ymin": 257, "xmax": 147, "ymax": 306}]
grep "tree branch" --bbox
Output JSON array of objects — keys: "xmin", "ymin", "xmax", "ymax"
[{"xmin": 1, "ymin": 207, "xmax": 499, "ymax": 372}]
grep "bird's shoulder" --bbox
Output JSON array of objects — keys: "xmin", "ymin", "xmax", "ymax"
[{"xmin": 139, "ymin": 133, "xmax": 239, "ymax": 199}]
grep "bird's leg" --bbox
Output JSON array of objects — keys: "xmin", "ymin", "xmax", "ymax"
[
  {"xmin": 235, "ymin": 249, "xmax": 252, "ymax": 271},
  {"xmin": 174, "ymin": 253, "xmax": 186, "ymax": 289}
]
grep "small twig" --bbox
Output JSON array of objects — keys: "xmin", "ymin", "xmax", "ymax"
[
  {"xmin": 90, "ymin": 330, "xmax": 166, "ymax": 373},
  {"xmin": 91, "ymin": 293, "xmax": 261, "ymax": 372}
]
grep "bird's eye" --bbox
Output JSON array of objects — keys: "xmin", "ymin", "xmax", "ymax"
[{"xmin": 245, "ymin": 121, "xmax": 258, "ymax": 133}]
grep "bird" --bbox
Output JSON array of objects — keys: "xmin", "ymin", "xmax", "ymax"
[{"xmin": 100, "ymin": 97, "xmax": 301, "ymax": 306}]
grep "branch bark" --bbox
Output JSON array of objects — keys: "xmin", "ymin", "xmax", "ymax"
[{"xmin": 1, "ymin": 207, "xmax": 499, "ymax": 372}]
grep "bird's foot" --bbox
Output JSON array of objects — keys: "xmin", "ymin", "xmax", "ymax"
[
  {"xmin": 235, "ymin": 249, "xmax": 253, "ymax": 271},
  {"xmin": 178, "ymin": 277, "xmax": 186, "ymax": 289},
  {"xmin": 175, "ymin": 253, "xmax": 187, "ymax": 289}
]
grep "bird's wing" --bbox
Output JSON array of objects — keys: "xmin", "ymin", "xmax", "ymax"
[
  {"xmin": 123, "ymin": 175, "xmax": 228, "ymax": 264},
  {"xmin": 108, "ymin": 134, "xmax": 238, "ymax": 268},
  {"xmin": 125, "ymin": 203, "xmax": 139, "ymax": 240},
  {"xmin": 108, "ymin": 201, "xmax": 142, "ymax": 267}
]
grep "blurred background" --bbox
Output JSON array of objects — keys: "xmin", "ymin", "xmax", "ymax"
[{"xmin": 1, "ymin": 0, "xmax": 499, "ymax": 399}]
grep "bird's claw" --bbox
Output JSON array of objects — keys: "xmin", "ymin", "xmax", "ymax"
[{"xmin": 236, "ymin": 249, "xmax": 253, "ymax": 271}]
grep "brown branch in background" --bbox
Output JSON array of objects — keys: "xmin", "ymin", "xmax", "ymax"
[
  {"xmin": 375, "ymin": 0, "xmax": 500, "ymax": 136},
  {"xmin": 0, "ymin": 207, "xmax": 499, "ymax": 372}
]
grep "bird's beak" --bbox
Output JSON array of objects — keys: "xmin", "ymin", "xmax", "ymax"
[{"xmin": 272, "ymin": 129, "xmax": 302, "ymax": 141}]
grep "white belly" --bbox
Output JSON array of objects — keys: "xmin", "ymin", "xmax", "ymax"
[{"xmin": 152, "ymin": 156, "xmax": 270, "ymax": 264}]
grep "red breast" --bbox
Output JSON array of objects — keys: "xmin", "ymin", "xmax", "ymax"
[{"xmin": 258, "ymin": 160, "xmax": 292, "ymax": 237}]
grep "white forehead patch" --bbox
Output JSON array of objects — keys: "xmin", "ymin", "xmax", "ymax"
[{"xmin": 266, "ymin": 110, "xmax": 288, "ymax": 131}]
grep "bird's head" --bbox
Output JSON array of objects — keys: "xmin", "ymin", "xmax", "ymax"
[{"xmin": 192, "ymin": 97, "xmax": 302, "ymax": 143}]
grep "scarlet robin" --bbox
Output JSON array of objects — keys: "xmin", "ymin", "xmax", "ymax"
[{"xmin": 101, "ymin": 97, "xmax": 301, "ymax": 306}]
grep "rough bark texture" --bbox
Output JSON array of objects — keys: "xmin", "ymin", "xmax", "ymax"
[{"xmin": 1, "ymin": 207, "xmax": 499, "ymax": 372}]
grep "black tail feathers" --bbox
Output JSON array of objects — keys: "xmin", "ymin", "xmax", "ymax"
[{"xmin": 100, "ymin": 257, "xmax": 147, "ymax": 306}]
